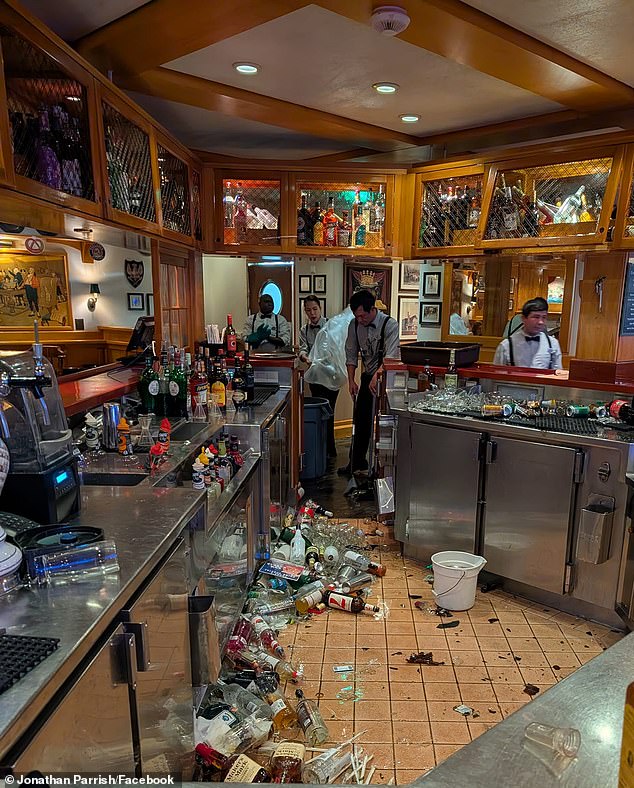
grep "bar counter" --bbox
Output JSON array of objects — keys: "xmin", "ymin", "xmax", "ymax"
[{"xmin": 59, "ymin": 365, "xmax": 141, "ymax": 415}]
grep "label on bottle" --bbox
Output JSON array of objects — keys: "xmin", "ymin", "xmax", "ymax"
[
  {"xmin": 327, "ymin": 592, "xmax": 354, "ymax": 611},
  {"xmin": 224, "ymin": 755, "xmax": 263, "ymax": 783},
  {"xmin": 503, "ymin": 209, "xmax": 518, "ymax": 232},
  {"xmin": 168, "ymin": 380, "xmax": 179, "ymax": 396},
  {"xmin": 610, "ymin": 400, "xmax": 628, "ymax": 419},
  {"xmin": 148, "ymin": 380, "xmax": 159, "ymax": 396},
  {"xmin": 273, "ymin": 742, "xmax": 305, "ymax": 760},
  {"xmin": 259, "ymin": 652, "xmax": 279, "ymax": 669},
  {"xmin": 212, "ymin": 383, "xmax": 226, "ymax": 407},
  {"xmin": 195, "ymin": 383, "xmax": 208, "ymax": 404},
  {"xmin": 296, "ymin": 702, "xmax": 314, "ymax": 734},
  {"xmin": 227, "ymin": 334, "xmax": 237, "ymax": 353},
  {"xmin": 233, "ymin": 389, "xmax": 246, "ymax": 406},
  {"xmin": 269, "ymin": 697, "xmax": 287, "ymax": 715},
  {"xmin": 445, "ymin": 373, "xmax": 458, "ymax": 390}
]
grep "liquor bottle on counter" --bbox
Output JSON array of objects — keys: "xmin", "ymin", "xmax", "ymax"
[
  {"xmin": 500, "ymin": 176, "xmax": 520, "ymax": 235},
  {"xmin": 231, "ymin": 362, "xmax": 247, "ymax": 410},
  {"xmin": 269, "ymin": 741, "xmax": 305, "ymax": 784},
  {"xmin": 243, "ymin": 345, "xmax": 255, "ymax": 402},
  {"xmin": 312, "ymin": 202, "xmax": 324, "ymax": 245},
  {"xmin": 193, "ymin": 744, "xmax": 271, "ymax": 783},
  {"xmin": 445, "ymin": 349, "xmax": 458, "ymax": 391},
  {"xmin": 139, "ymin": 351, "xmax": 159, "ymax": 414},
  {"xmin": 323, "ymin": 196, "xmax": 339, "ymax": 246},
  {"xmin": 210, "ymin": 356, "xmax": 227, "ymax": 410},
  {"xmin": 190, "ymin": 357, "xmax": 209, "ymax": 419},
  {"xmin": 419, "ymin": 358, "xmax": 435, "ymax": 391},
  {"xmin": 297, "ymin": 194, "xmax": 313, "ymax": 245},
  {"xmin": 224, "ymin": 314, "xmax": 237, "ymax": 357},
  {"xmin": 168, "ymin": 348, "xmax": 188, "ymax": 417},
  {"xmin": 522, "ymin": 189, "xmax": 541, "ymax": 237}
]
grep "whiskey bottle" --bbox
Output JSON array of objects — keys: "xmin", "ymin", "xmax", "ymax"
[
  {"xmin": 269, "ymin": 742, "xmax": 305, "ymax": 783},
  {"xmin": 257, "ymin": 674, "xmax": 298, "ymax": 731},
  {"xmin": 322, "ymin": 590, "xmax": 380, "ymax": 614},
  {"xmin": 193, "ymin": 745, "xmax": 271, "ymax": 783},
  {"xmin": 295, "ymin": 689, "xmax": 329, "ymax": 745},
  {"xmin": 445, "ymin": 349, "xmax": 458, "ymax": 391},
  {"xmin": 312, "ymin": 201, "xmax": 324, "ymax": 245}
]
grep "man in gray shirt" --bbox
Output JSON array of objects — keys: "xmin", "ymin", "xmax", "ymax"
[
  {"xmin": 340, "ymin": 289, "xmax": 400, "ymax": 476},
  {"xmin": 493, "ymin": 297, "xmax": 563, "ymax": 370}
]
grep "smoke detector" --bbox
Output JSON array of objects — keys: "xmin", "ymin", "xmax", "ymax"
[{"xmin": 370, "ymin": 5, "xmax": 411, "ymax": 36}]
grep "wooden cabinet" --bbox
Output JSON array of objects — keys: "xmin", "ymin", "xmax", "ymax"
[
  {"xmin": 476, "ymin": 147, "xmax": 624, "ymax": 250},
  {"xmin": 156, "ymin": 135, "xmax": 193, "ymax": 242},
  {"xmin": 613, "ymin": 144, "xmax": 634, "ymax": 249},
  {"xmin": 412, "ymin": 166, "xmax": 484, "ymax": 257}
]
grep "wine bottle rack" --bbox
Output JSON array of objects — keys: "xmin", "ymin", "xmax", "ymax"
[
  {"xmin": 222, "ymin": 178, "xmax": 280, "ymax": 246},
  {"xmin": 483, "ymin": 157, "xmax": 613, "ymax": 242},
  {"xmin": 417, "ymin": 174, "xmax": 483, "ymax": 249},
  {"xmin": 0, "ymin": 25, "xmax": 94, "ymax": 202},
  {"xmin": 103, "ymin": 101, "xmax": 156, "ymax": 223},
  {"xmin": 158, "ymin": 144, "xmax": 191, "ymax": 236}
]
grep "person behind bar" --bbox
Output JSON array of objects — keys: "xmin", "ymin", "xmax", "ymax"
[
  {"xmin": 493, "ymin": 296, "xmax": 562, "ymax": 370},
  {"xmin": 339, "ymin": 289, "xmax": 400, "ymax": 477},
  {"xmin": 243, "ymin": 293, "xmax": 291, "ymax": 353},
  {"xmin": 299, "ymin": 295, "xmax": 338, "ymax": 459}
]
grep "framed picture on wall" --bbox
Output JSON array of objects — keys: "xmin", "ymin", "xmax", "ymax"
[
  {"xmin": 300, "ymin": 296, "xmax": 326, "ymax": 317},
  {"xmin": 398, "ymin": 296, "xmax": 419, "ymax": 339},
  {"xmin": 420, "ymin": 301, "xmax": 442, "ymax": 325},
  {"xmin": 399, "ymin": 262, "xmax": 421, "ymax": 291},
  {"xmin": 423, "ymin": 271, "xmax": 441, "ymax": 298},
  {"xmin": 344, "ymin": 262, "xmax": 392, "ymax": 314},
  {"xmin": 299, "ymin": 275, "xmax": 312, "ymax": 294},
  {"xmin": 0, "ymin": 252, "xmax": 72, "ymax": 329},
  {"xmin": 313, "ymin": 274, "xmax": 326, "ymax": 294},
  {"xmin": 146, "ymin": 294, "xmax": 154, "ymax": 316},
  {"xmin": 127, "ymin": 292, "xmax": 145, "ymax": 311}
]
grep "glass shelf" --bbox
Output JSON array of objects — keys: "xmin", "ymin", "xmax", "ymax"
[
  {"xmin": 222, "ymin": 178, "xmax": 280, "ymax": 246},
  {"xmin": 483, "ymin": 157, "xmax": 613, "ymax": 242},
  {"xmin": 417, "ymin": 174, "xmax": 483, "ymax": 249},
  {"xmin": 296, "ymin": 180, "xmax": 386, "ymax": 250}
]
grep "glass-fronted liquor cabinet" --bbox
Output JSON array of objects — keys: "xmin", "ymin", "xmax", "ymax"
[
  {"xmin": 414, "ymin": 168, "xmax": 484, "ymax": 254},
  {"xmin": 295, "ymin": 178, "xmax": 388, "ymax": 251},
  {"xmin": 442, "ymin": 253, "xmax": 575, "ymax": 356},
  {"xmin": 219, "ymin": 177, "xmax": 281, "ymax": 247},
  {"xmin": 157, "ymin": 142, "xmax": 191, "ymax": 238},
  {"xmin": 478, "ymin": 150, "xmax": 623, "ymax": 249},
  {"xmin": 613, "ymin": 145, "xmax": 634, "ymax": 248},
  {"xmin": 0, "ymin": 22, "xmax": 98, "ymax": 208}
]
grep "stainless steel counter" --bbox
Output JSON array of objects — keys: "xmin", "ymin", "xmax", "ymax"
[{"xmin": 422, "ymin": 631, "xmax": 634, "ymax": 786}]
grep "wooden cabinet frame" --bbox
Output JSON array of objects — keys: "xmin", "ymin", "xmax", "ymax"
[
  {"xmin": 412, "ymin": 164, "xmax": 485, "ymax": 258},
  {"xmin": 475, "ymin": 146, "xmax": 625, "ymax": 251},
  {"xmin": 612, "ymin": 144, "xmax": 634, "ymax": 249},
  {"xmin": 155, "ymin": 130, "xmax": 195, "ymax": 244}
]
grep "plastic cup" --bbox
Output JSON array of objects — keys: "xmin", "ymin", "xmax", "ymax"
[
  {"xmin": 33, "ymin": 540, "xmax": 119, "ymax": 585},
  {"xmin": 524, "ymin": 722, "xmax": 581, "ymax": 758}
]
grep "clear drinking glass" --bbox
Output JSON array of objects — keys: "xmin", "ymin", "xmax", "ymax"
[
  {"xmin": 524, "ymin": 722, "xmax": 581, "ymax": 758},
  {"xmin": 136, "ymin": 414, "xmax": 154, "ymax": 451},
  {"xmin": 33, "ymin": 540, "xmax": 119, "ymax": 585}
]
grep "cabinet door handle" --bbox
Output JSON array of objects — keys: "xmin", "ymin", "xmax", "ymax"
[
  {"xmin": 123, "ymin": 622, "xmax": 150, "ymax": 672},
  {"xmin": 485, "ymin": 440, "xmax": 497, "ymax": 464}
]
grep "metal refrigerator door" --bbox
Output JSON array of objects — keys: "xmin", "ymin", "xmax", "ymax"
[
  {"xmin": 409, "ymin": 422, "xmax": 482, "ymax": 559},
  {"xmin": 122, "ymin": 538, "xmax": 193, "ymax": 777},
  {"xmin": 484, "ymin": 436, "xmax": 577, "ymax": 594}
]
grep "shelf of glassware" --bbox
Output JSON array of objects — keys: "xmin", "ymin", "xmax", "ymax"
[
  {"xmin": 476, "ymin": 151, "xmax": 623, "ymax": 249},
  {"xmin": 413, "ymin": 170, "xmax": 484, "ymax": 256},
  {"xmin": 216, "ymin": 177, "xmax": 282, "ymax": 249},
  {"xmin": 295, "ymin": 179, "xmax": 389, "ymax": 254}
]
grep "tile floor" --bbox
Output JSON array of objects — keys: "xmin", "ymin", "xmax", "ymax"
[{"xmin": 279, "ymin": 520, "xmax": 625, "ymax": 785}]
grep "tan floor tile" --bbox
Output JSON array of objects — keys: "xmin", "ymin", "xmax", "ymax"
[
  {"xmin": 319, "ymin": 680, "xmax": 354, "ymax": 698},
  {"xmin": 451, "ymin": 622, "xmax": 476, "ymax": 635},
  {"xmin": 357, "ymin": 633, "xmax": 391, "ymax": 648},
  {"xmin": 544, "ymin": 652, "xmax": 581, "ymax": 668},
  {"xmin": 519, "ymin": 666, "xmax": 558, "ymax": 685},
  {"xmin": 324, "ymin": 647, "xmax": 356, "ymax": 663},
  {"xmin": 458, "ymin": 682, "xmax": 497, "ymax": 701},
  {"xmin": 536, "ymin": 637, "xmax": 573, "ymax": 652},
  {"xmin": 387, "ymin": 636, "xmax": 419, "ymax": 651},
  {"xmin": 358, "ymin": 664, "xmax": 389, "ymax": 682},
  {"xmin": 358, "ymin": 681, "xmax": 390, "ymax": 699},
  {"xmin": 596, "ymin": 631, "xmax": 625, "ymax": 649},
  {"xmin": 477, "ymin": 636, "xmax": 510, "ymax": 651},
  {"xmin": 414, "ymin": 635, "xmax": 449, "ymax": 650},
  {"xmin": 388, "ymin": 664, "xmax": 424, "ymax": 682},
  {"xmin": 327, "ymin": 619, "xmax": 356, "ymax": 634},
  {"xmin": 321, "ymin": 659, "xmax": 355, "ymax": 676},
  {"xmin": 453, "ymin": 666, "xmax": 488, "ymax": 684},
  {"xmin": 554, "ymin": 666, "xmax": 578, "ymax": 679},
  {"xmin": 370, "ymin": 768, "xmax": 396, "ymax": 784},
  {"xmin": 529, "ymin": 623, "xmax": 563, "ymax": 638},
  {"xmin": 387, "ymin": 608, "xmax": 415, "ymax": 621},
  {"xmin": 355, "ymin": 719, "xmax": 394, "ymax": 743},
  {"xmin": 414, "ymin": 622, "xmax": 452, "ymax": 635},
  {"xmin": 301, "ymin": 662, "xmax": 324, "ymax": 681},
  {"xmin": 481, "ymin": 651, "xmax": 514, "ymax": 667},
  {"xmin": 551, "ymin": 611, "xmax": 584, "ymax": 626},
  {"xmin": 500, "ymin": 700, "xmax": 530, "ymax": 717},
  {"xmin": 496, "ymin": 623, "xmax": 532, "ymax": 637},
  {"xmin": 386, "ymin": 621, "xmax": 417, "ymax": 635},
  {"xmin": 356, "ymin": 699, "xmax": 394, "ymax": 720},
  {"xmin": 450, "ymin": 651, "xmax": 485, "ymax": 667},
  {"xmin": 410, "ymin": 649, "xmax": 450, "ymax": 666},
  {"xmin": 487, "ymin": 665, "xmax": 524, "ymax": 683},
  {"xmin": 391, "ymin": 700, "xmax": 428, "ymax": 721},
  {"xmin": 356, "ymin": 648, "xmax": 387, "ymax": 664},
  {"xmin": 381, "ymin": 589, "xmax": 410, "ymax": 599},
  {"xmin": 292, "ymin": 632, "xmax": 326, "ymax": 647},
  {"xmin": 424, "ymin": 682, "xmax": 460, "ymax": 701},
  {"xmin": 575, "ymin": 651, "xmax": 599, "ymax": 665},
  {"xmin": 493, "ymin": 683, "xmax": 533, "ymax": 702},
  {"xmin": 430, "ymin": 720, "xmax": 471, "ymax": 744},
  {"xmin": 469, "ymin": 722, "xmax": 497, "ymax": 739},
  {"xmin": 320, "ymin": 699, "xmax": 354, "ymax": 720},
  {"xmin": 394, "ymin": 743, "xmax": 435, "ymax": 770},
  {"xmin": 421, "ymin": 665, "xmax": 458, "ymax": 683},
  {"xmin": 510, "ymin": 651, "xmax": 549, "ymax": 667},
  {"xmin": 391, "ymin": 720, "xmax": 432, "ymax": 745},
  {"xmin": 321, "ymin": 718, "xmax": 354, "ymax": 743},
  {"xmin": 390, "ymin": 682, "xmax": 425, "ymax": 701},
  {"xmin": 396, "ymin": 769, "xmax": 430, "ymax": 785},
  {"xmin": 363, "ymin": 744, "xmax": 396, "ymax": 769},
  {"xmin": 302, "ymin": 618, "xmax": 328, "ymax": 631},
  {"xmin": 434, "ymin": 743, "xmax": 465, "ymax": 765},
  {"xmin": 357, "ymin": 620, "xmax": 387, "ymax": 634},
  {"xmin": 445, "ymin": 635, "xmax": 480, "ymax": 651},
  {"xmin": 472, "ymin": 622, "xmax": 505, "ymax": 636},
  {"xmin": 467, "ymin": 703, "xmax": 502, "ymax": 721},
  {"xmin": 490, "ymin": 611, "xmax": 528, "ymax": 624},
  {"xmin": 506, "ymin": 637, "xmax": 543, "ymax": 652},
  {"xmin": 296, "ymin": 646, "xmax": 327, "ymax": 662},
  {"xmin": 565, "ymin": 637, "xmax": 603, "ymax": 653},
  {"xmin": 427, "ymin": 701, "xmax": 462, "ymax": 721}
]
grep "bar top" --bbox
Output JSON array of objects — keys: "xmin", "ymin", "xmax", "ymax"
[{"xmin": 59, "ymin": 366, "xmax": 141, "ymax": 416}]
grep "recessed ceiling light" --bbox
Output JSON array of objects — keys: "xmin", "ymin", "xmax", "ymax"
[
  {"xmin": 233, "ymin": 62, "xmax": 260, "ymax": 75},
  {"xmin": 400, "ymin": 113, "xmax": 420, "ymax": 123},
  {"xmin": 372, "ymin": 82, "xmax": 399, "ymax": 94}
]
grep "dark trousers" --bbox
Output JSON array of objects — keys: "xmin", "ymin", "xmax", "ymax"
[
  {"xmin": 350, "ymin": 372, "xmax": 374, "ymax": 472},
  {"xmin": 307, "ymin": 382, "xmax": 339, "ymax": 457}
]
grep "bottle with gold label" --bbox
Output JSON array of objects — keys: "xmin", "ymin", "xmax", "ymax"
[
  {"xmin": 258, "ymin": 673, "xmax": 298, "ymax": 731},
  {"xmin": 269, "ymin": 741, "xmax": 305, "ymax": 783},
  {"xmin": 193, "ymin": 744, "xmax": 271, "ymax": 783}
]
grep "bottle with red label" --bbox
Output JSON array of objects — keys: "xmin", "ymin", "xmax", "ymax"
[
  {"xmin": 250, "ymin": 614, "xmax": 285, "ymax": 658},
  {"xmin": 609, "ymin": 399, "xmax": 634, "ymax": 423},
  {"xmin": 224, "ymin": 314, "xmax": 237, "ymax": 358},
  {"xmin": 322, "ymin": 196, "xmax": 339, "ymax": 246},
  {"xmin": 322, "ymin": 590, "xmax": 380, "ymax": 614}
]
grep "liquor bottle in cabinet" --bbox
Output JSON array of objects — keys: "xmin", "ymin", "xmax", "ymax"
[
  {"xmin": 297, "ymin": 194, "xmax": 313, "ymax": 245},
  {"xmin": 468, "ymin": 189, "xmax": 481, "ymax": 228},
  {"xmin": 224, "ymin": 182, "xmax": 235, "ymax": 227},
  {"xmin": 338, "ymin": 210, "xmax": 352, "ymax": 247},
  {"xmin": 554, "ymin": 185, "xmax": 585, "ymax": 224},
  {"xmin": 312, "ymin": 201, "xmax": 323, "ymax": 245},
  {"xmin": 419, "ymin": 184, "xmax": 444, "ymax": 246},
  {"xmin": 234, "ymin": 183, "xmax": 247, "ymax": 241},
  {"xmin": 323, "ymin": 196, "xmax": 339, "ymax": 246},
  {"xmin": 500, "ymin": 177, "xmax": 520, "ymax": 235}
]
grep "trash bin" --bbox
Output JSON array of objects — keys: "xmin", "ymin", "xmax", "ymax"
[
  {"xmin": 431, "ymin": 551, "xmax": 487, "ymax": 611},
  {"xmin": 301, "ymin": 397, "xmax": 333, "ymax": 481}
]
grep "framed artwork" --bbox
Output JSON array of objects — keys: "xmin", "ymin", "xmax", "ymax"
[
  {"xmin": 398, "ymin": 296, "xmax": 419, "ymax": 339},
  {"xmin": 344, "ymin": 262, "xmax": 392, "ymax": 314},
  {"xmin": 299, "ymin": 275, "xmax": 312, "ymax": 294},
  {"xmin": 399, "ymin": 262, "xmax": 421, "ymax": 291},
  {"xmin": 146, "ymin": 293, "xmax": 154, "ymax": 316},
  {"xmin": 508, "ymin": 298, "xmax": 514, "ymax": 311},
  {"xmin": 0, "ymin": 252, "xmax": 72, "ymax": 329},
  {"xmin": 313, "ymin": 274, "xmax": 326, "ymax": 294},
  {"xmin": 420, "ymin": 301, "xmax": 442, "ymax": 325},
  {"xmin": 300, "ymin": 296, "xmax": 326, "ymax": 317},
  {"xmin": 422, "ymin": 271, "xmax": 441, "ymax": 298},
  {"xmin": 127, "ymin": 292, "xmax": 145, "ymax": 311}
]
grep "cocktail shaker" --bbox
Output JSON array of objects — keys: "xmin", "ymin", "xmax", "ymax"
[{"xmin": 102, "ymin": 402, "xmax": 121, "ymax": 450}]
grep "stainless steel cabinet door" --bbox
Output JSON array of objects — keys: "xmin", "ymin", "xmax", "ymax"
[
  {"xmin": 12, "ymin": 625, "xmax": 135, "ymax": 774},
  {"xmin": 123, "ymin": 539, "xmax": 193, "ymax": 777},
  {"xmin": 409, "ymin": 423, "xmax": 482, "ymax": 560},
  {"xmin": 484, "ymin": 437, "xmax": 577, "ymax": 594}
]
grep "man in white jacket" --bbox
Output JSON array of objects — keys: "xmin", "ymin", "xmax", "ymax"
[{"xmin": 493, "ymin": 297, "xmax": 562, "ymax": 370}]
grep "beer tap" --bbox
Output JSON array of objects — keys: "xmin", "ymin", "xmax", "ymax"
[{"xmin": 0, "ymin": 321, "xmax": 52, "ymax": 426}]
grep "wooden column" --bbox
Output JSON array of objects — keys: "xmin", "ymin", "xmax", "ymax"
[{"xmin": 482, "ymin": 257, "xmax": 513, "ymax": 336}]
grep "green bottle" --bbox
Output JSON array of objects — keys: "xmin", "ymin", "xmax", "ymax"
[
  {"xmin": 139, "ymin": 352, "xmax": 159, "ymax": 414},
  {"xmin": 168, "ymin": 349, "xmax": 188, "ymax": 417}
]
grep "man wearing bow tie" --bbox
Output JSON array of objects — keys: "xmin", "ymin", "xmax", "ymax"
[
  {"xmin": 493, "ymin": 297, "xmax": 563, "ymax": 370},
  {"xmin": 243, "ymin": 293, "xmax": 291, "ymax": 353}
]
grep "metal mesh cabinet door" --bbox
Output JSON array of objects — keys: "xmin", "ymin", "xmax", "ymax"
[
  {"xmin": 158, "ymin": 144, "xmax": 191, "ymax": 237},
  {"xmin": 222, "ymin": 178, "xmax": 280, "ymax": 246},
  {"xmin": 416, "ymin": 173, "xmax": 483, "ymax": 250},
  {"xmin": 192, "ymin": 168, "xmax": 203, "ymax": 242}
]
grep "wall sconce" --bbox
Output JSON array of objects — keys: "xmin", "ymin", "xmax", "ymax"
[{"xmin": 87, "ymin": 283, "xmax": 100, "ymax": 311}]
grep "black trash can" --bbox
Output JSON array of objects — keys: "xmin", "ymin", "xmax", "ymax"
[{"xmin": 301, "ymin": 397, "xmax": 333, "ymax": 480}]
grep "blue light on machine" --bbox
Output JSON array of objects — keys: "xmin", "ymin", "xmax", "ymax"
[
  {"xmin": 261, "ymin": 256, "xmax": 283, "ymax": 261},
  {"xmin": 55, "ymin": 470, "xmax": 69, "ymax": 485}
]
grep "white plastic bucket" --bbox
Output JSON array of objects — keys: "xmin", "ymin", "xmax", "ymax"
[{"xmin": 431, "ymin": 551, "xmax": 487, "ymax": 611}]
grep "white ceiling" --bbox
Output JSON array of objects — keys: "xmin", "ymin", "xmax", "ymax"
[{"xmin": 19, "ymin": 0, "xmax": 151, "ymax": 42}]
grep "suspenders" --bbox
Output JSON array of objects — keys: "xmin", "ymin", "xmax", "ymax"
[
  {"xmin": 252, "ymin": 314, "xmax": 279, "ymax": 337},
  {"xmin": 507, "ymin": 328, "xmax": 553, "ymax": 368},
  {"xmin": 355, "ymin": 316, "xmax": 389, "ymax": 372}
]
